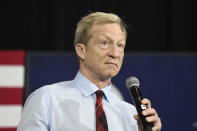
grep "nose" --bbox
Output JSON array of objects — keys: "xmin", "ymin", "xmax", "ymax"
[{"xmin": 108, "ymin": 44, "xmax": 120, "ymax": 59}]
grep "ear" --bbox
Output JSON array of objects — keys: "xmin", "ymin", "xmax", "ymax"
[{"xmin": 75, "ymin": 43, "xmax": 86, "ymax": 60}]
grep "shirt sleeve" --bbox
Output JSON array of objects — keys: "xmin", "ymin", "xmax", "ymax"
[{"xmin": 17, "ymin": 87, "xmax": 50, "ymax": 131}]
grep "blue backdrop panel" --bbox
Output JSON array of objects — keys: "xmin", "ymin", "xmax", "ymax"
[{"xmin": 26, "ymin": 52, "xmax": 197, "ymax": 131}]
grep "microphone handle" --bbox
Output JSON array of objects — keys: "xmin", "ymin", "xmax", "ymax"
[
  {"xmin": 129, "ymin": 86, "xmax": 153, "ymax": 131},
  {"xmin": 144, "ymin": 126, "xmax": 153, "ymax": 131}
]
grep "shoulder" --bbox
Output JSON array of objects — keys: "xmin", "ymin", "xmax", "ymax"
[
  {"xmin": 43, "ymin": 80, "xmax": 76, "ymax": 92},
  {"xmin": 24, "ymin": 80, "xmax": 79, "ymax": 106},
  {"xmin": 34, "ymin": 80, "xmax": 78, "ymax": 95}
]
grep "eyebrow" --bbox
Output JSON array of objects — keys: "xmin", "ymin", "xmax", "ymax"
[{"xmin": 100, "ymin": 34, "xmax": 126, "ymax": 43}]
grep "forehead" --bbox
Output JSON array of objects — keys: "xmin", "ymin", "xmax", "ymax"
[{"xmin": 90, "ymin": 23, "xmax": 126, "ymax": 39}]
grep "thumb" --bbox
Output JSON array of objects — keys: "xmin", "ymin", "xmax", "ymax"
[
  {"xmin": 133, "ymin": 114, "xmax": 143, "ymax": 131},
  {"xmin": 133, "ymin": 114, "xmax": 139, "ymax": 121}
]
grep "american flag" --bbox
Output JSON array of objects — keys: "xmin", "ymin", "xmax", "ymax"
[{"xmin": 0, "ymin": 51, "xmax": 25, "ymax": 131}]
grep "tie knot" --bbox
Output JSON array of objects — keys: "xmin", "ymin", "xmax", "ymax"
[{"xmin": 96, "ymin": 90, "xmax": 104, "ymax": 98}]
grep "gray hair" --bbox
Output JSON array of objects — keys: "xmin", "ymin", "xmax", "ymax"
[{"xmin": 74, "ymin": 12, "xmax": 127, "ymax": 45}]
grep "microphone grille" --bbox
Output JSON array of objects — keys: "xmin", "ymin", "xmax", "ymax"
[{"xmin": 126, "ymin": 76, "xmax": 140, "ymax": 88}]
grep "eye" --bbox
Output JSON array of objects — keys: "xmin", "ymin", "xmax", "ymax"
[
  {"xmin": 118, "ymin": 43, "xmax": 125, "ymax": 49},
  {"xmin": 98, "ymin": 40, "xmax": 111, "ymax": 49}
]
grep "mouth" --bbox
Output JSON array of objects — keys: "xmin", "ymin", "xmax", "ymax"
[{"xmin": 105, "ymin": 62, "xmax": 118, "ymax": 67}]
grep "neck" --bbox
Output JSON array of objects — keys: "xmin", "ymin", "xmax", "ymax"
[{"xmin": 79, "ymin": 69, "xmax": 111, "ymax": 89}]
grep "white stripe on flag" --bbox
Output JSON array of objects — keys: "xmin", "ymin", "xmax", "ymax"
[
  {"xmin": 0, "ymin": 105, "xmax": 22, "ymax": 127},
  {"xmin": 0, "ymin": 65, "xmax": 24, "ymax": 87}
]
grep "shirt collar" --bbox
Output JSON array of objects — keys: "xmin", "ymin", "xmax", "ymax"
[{"xmin": 73, "ymin": 71, "xmax": 111, "ymax": 103}]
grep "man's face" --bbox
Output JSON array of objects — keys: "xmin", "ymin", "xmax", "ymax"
[{"xmin": 81, "ymin": 23, "xmax": 126, "ymax": 80}]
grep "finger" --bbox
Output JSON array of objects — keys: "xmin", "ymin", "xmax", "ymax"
[
  {"xmin": 147, "ymin": 115, "xmax": 162, "ymax": 131},
  {"xmin": 152, "ymin": 125, "xmax": 161, "ymax": 131},
  {"xmin": 133, "ymin": 114, "xmax": 139, "ymax": 121},
  {"xmin": 154, "ymin": 117, "xmax": 162, "ymax": 126},
  {"xmin": 133, "ymin": 115, "xmax": 140, "ymax": 126},
  {"xmin": 133, "ymin": 115, "xmax": 143, "ymax": 131},
  {"xmin": 152, "ymin": 118, "xmax": 162, "ymax": 131},
  {"xmin": 142, "ymin": 108, "xmax": 157, "ymax": 117},
  {"xmin": 145, "ymin": 115, "xmax": 158, "ymax": 123},
  {"xmin": 141, "ymin": 98, "xmax": 151, "ymax": 109}
]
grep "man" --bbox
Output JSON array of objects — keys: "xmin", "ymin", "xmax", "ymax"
[{"xmin": 17, "ymin": 12, "xmax": 162, "ymax": 131}]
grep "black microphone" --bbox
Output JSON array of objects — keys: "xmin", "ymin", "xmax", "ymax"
[{"xmin": 126, "ymin": 76, "xmax": 153, "ymax": 131}]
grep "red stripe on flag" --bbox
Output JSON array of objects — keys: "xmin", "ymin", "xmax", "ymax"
[
  {"xmin": 0, "ymin": 51, "xmax": 25, "ymax": 65},
  {"xmin": 0, "ymin": 128, "xmax": 17, "ymax": 131},
  {"xmin": 0, "ymin": 88, "xmax": 23, "ymax": 105}
]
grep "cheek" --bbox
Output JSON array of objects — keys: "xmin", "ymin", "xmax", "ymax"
[
  {"xmin": 119, "ymin": 53, "xmax": 124, "ymax": 62},
  {"xmin": 87, "ymin": 53, "xmax": 102, "ymax": 66},
  {"xmin": 118, "ymin": 54, "xmax": 124, "ymax": 68}
]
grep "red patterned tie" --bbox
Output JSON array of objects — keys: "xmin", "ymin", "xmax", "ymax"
[{"xmin": 95, "ymin": 90, "xmax": 108, "ymax": 131}]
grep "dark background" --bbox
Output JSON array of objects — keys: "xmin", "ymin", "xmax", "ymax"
[{"xmin": 1, "ymin": 0, "xmax": 197, "ymax": 52}]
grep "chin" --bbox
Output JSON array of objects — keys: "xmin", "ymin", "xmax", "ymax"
[
  {"xmin": 105, "ymin": 71, "xmax": 118, "ymax": 78},
  {"xmin": 99, "ymin": 69, "xmax": 120, "ymax": 79}
]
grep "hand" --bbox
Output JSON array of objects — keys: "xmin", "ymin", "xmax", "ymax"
[{"xmin": 133, "ymin": 98, "xmax": 162, "ymax": 131}]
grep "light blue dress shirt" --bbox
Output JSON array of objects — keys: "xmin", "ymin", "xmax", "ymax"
[{"xmin": 17, "ymin": 72, "xmax": 138, "ymax": 131}]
